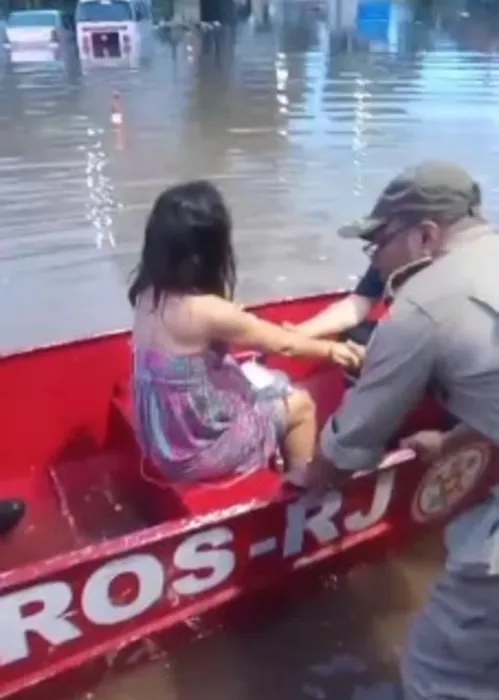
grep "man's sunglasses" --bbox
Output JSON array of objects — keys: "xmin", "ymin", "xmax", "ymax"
[
  {"xmin": 362, "ymin": 218, "xmax": 420, "ymax": 258},
  {"xmin": 362, "ymin": 223, "xmax": 400, "ymax": 257}
]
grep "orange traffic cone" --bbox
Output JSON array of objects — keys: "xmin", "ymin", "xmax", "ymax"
[{"xmin": 110, "ymin": 91, "xmax": 124, "ymax": 127}]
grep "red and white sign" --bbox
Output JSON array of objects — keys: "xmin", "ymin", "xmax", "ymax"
[
  {"xmin": 0, "ymin": 469, "xmax": 396, "ymax": 668},
  {"xmin": 411, "ymin": 444, "xmax": 490, "ymax": 524}
]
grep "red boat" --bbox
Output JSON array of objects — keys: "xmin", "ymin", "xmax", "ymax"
[{"xmin": 0, "ymin": 291, "xmax": 496, "ymax": 700}]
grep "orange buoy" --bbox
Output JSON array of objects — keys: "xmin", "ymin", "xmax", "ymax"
[{"xmin": 110, "ymin": 92, "xmax": 124, "ymax": 127}]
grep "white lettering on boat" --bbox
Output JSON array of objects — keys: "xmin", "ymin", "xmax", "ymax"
[
  {"xmin": 82, "ymin": 553, "xmax": 165, "ymax": 625},
  {"xmin": 0, "ymin": 581, "xmax": 81, "ymax": 665},
  {"xmin": 284, "ymin": 469, "xmax": 395, "ymax": 557},
  {"xmin": 0, "ymin": 525, "xmax": 234, "ymax": 666},
  {"xmin": 172, "ymin": 526, "xmax": 235, "ymax": 596},
  {"xmin": 0, "ymin": 470, "xmax": 396, "ymax": 666}
]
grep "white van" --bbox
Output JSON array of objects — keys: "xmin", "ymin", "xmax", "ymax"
[{"xmin": 75, "ymin": 0, "xmax": 153, "ymax": 62}]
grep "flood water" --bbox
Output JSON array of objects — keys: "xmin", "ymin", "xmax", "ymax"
[
  {"xmin": 2, "ymin": 1, "xmax": 499, "ymax": 697},
  {"xmin": 81, "ymin": 533, "xmax": 445, "ymax": 700}
]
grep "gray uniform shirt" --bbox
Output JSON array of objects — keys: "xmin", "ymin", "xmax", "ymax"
[{"xmin": 320, "ymin": 224, "xmax": 499, "ymax": 575}]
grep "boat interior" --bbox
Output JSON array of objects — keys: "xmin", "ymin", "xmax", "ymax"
[{"xmin": 0, "ymin": 294, "xmax": 448, "ymax": 575}]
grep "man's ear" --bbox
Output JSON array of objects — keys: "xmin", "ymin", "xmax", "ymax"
[{"xmin": 419, "ymin": 219, "xmax": 440, "ymax": 250}]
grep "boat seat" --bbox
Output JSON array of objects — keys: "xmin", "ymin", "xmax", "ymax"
[
  {"xmin": 110, "ymin": 349, "xmax": 447, "ymax": 527},
  {"xmin": 110, "ymin": 384, "xmax": 288, "ymax": 523},
  {"xmin": 109, "ymin": 353, "xmax": 352, "ymax": 523}
]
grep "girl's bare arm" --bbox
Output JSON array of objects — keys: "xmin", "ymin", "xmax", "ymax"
[{"xmin": 197, "ymin": 295, "xmax": 360, "ymax": 363}]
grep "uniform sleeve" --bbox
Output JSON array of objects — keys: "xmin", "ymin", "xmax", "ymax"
[
  {"xmin": 354, "ymin": 265, "xmax": 385, "ymax": 300},
  {"xmin": 319, "ymin": 301, "xmax": 437, "ymax": 471}
]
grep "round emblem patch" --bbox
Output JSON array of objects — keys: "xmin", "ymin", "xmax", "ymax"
[{"xmin": 411, "ymin": 444, "xmax": 490, "ymax": 523}]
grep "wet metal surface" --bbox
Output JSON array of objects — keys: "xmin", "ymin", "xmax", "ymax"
[{"xmin": 1, "ymin": 1, "xmax": 498, "ymax": 697}]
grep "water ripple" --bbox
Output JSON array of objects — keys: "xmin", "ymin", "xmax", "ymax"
[{"xmin": 2, "ymin": 4, "xmax": 499, "ymax": 352}]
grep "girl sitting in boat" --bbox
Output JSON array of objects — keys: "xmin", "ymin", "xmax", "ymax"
[{"xmin": 129, "ymin": 180, "xmax": 361, "ymax": 484}]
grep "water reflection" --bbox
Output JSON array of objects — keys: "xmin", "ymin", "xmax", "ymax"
[
  {"xmin": 85, "ymin": 125, "xmax": 117, "ymax": 249},
  {"xmin": 1, "ymin": 3, "xmax": 499, "ymax": 349}
]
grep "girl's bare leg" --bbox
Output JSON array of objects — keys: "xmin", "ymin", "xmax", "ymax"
[{"xmin": 279, "ymin": 388, "xmax": 317, "ymax": 484}]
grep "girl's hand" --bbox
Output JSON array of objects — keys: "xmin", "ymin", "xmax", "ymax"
[
  {"xmin": 400, "ymin": 430, "xmax": 446, "ymax": 463},
  {"xmin": 328, "ymin": 340, "xmax": 365, "ymax": 370},
  {"xmin": 283, "ymin": 321, "xmax": 365, "ymax": 369},
  {"xmin": 283, "ymin": 322, "xmax": 365, "ymax": 369}
]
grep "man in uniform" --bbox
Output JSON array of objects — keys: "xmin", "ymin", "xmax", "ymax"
[{"xmin": 317, "ymin": 161, "xmax": 499, "ymax": 700}]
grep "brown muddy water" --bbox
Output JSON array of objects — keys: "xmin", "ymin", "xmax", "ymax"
[
  {"xmin": 78, "ymin": 534, "xmax": 445, "ymax": 700},
  {"xmin": 2, "ymin": 2, "xmax": 499, "ymax": 697}
]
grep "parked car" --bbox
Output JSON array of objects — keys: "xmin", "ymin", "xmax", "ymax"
[{"xmin": 4, "ymin": 9, "xmax": 74, "ymax": 53}]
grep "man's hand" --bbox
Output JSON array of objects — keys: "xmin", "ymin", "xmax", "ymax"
[
  {"xmin": 400, "ymin": 430, "xmax": 446, "ymax": 463},
  {"xmin": 284, "ymin": 456, "xmax": 352, "ymax": 493}
]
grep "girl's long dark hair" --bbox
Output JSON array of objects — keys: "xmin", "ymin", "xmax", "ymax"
[{"xmin": 129, "ymin": 180, "xmax": 236, "ymax": 307}]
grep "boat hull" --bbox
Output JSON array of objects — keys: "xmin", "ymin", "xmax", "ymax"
[{"xmin": 0, "ymin": 292, "xmax": 496, "ymax": 698}]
